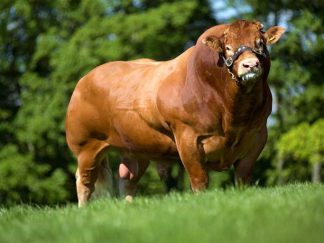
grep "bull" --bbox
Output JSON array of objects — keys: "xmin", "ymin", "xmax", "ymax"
[{"xmin": 66, "ymin": 20, "xmax": 285, "ymax": 207}]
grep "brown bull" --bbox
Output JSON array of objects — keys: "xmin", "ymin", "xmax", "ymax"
[{"xmin": 66, "ymin": 20, "xmax": 285, "ymax": 207}]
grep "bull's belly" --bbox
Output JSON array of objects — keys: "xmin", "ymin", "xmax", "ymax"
[
  {"xmin": 108, "ymin": 132, "xmax": 241, "ymax": 170},
  {"xmin": 108, "ymin": 133, "xmax": 179, "ymax": 161},
  {"xmin": 106, "ymin": 112, "xmax": 256, "ymax": 168},
  {"xmin": 106, "ymin": 113, "xmax": 179, "ymax": 160}
]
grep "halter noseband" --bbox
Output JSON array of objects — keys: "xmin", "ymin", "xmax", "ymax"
[{"xmin": 222, "ymin": 45, "xmax": 266, "ymax": 82}]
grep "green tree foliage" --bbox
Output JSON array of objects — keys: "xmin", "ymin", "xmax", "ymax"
[
  {"xmin": 0, "ymin": 0, "xmax": 69, "ymax": 204},
  {"xmin": 0, "ymin": 0, "xmax": 215, "ymax": 204},
  {"xmin": 1, "ymin": 0, "xmax": 323, "ymax": 205},
  {"xmin": 277, "ymin": 120, "xmax": 324, "ymax": 182}
]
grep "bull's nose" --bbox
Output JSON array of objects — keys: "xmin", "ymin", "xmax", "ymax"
[{"xmin": 241, "ymin": 58, "xmax": 260, "ymax": 70}]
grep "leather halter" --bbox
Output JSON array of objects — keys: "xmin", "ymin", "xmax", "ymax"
[{"xmin": 222, "ymin": 45, "xmax": 266, "ymax": 82}]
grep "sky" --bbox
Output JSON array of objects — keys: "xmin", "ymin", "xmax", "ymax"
[{"xmin": 212, "ymin": 0, "xmax": 252, "ymax": 21}]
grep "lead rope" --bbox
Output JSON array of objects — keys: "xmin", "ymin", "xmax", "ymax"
[
  {"xmin": 222, "ymin": 55, "xmax": 239, "ymax": 83},
  {"xmin": 227, "ymin": 68, "xmax": 238, "ymax": 82}
]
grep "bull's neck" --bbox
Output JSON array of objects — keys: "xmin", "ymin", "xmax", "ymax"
[{"xmin": 184, "ymin": 45, "xmax": 271, "ymax": 129}]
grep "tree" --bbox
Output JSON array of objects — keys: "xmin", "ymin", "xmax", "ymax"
[
  {"xmin": 0, "ymin": 0, "xmax": 70, "ymax": 204},
  {"xmin": 277, "ymin": 120, "xmax": 324, "ymax": 183}
]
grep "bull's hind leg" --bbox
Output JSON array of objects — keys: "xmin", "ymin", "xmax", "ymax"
[
  {"xmin": 76, "ymin": 141, "xmax": 109, "ymax": 207},
  {"xmin": 119, "ymin": 157, "xmax": 149, "ymax": 202}
]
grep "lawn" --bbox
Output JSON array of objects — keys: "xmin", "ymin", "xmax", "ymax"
[{"xmin": 1, "ymin": 183, "xmax": 323, "ymax": 243}]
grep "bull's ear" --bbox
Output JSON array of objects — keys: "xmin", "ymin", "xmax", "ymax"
[
  {"xmin": 202, "ymin": 36, "xmax": 222, "ymax": 52},
  {"xmin": 264, "ymin": 26, "xmax": 285, "ymax": 45}
]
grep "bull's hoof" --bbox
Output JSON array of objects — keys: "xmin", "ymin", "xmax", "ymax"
[{"xmin": 125, "ymin": 195, "xmax": 133, "ymax": 203}]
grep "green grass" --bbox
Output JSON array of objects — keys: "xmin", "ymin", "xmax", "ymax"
[{"xmin": 1, "ymin": 184, "xmax": 324, "ymax": 243}]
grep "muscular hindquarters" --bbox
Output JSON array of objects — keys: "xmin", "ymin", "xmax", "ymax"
[{"xmin": 66, "ymin": 61, "xmax": 182, "ymax": 205}]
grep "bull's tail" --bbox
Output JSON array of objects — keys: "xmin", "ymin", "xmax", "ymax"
[{"xmin": 92, "ymin": 157, "xmax": 114, "ymax": 199}]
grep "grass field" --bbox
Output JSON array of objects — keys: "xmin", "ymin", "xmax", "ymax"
[{"xmin": 1, "ymin": 183, "xmax": 323, "ymax": 243}]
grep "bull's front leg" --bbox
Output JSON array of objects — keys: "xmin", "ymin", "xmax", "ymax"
[
  {"xmin": 173, "ymin": 124, "xmax": 208, "ymax": 192},
  {"xmin": 234, "ymin": 125, "xmax": 268, "ymax": 186},
  {"xmin": 234, "ymin": 158, "xmax": 254, "ymax": 186}
]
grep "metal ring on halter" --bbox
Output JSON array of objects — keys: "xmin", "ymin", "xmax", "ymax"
[{"xmin": 225, "ymin": 57, "xmax": 233, "ymax": 67}]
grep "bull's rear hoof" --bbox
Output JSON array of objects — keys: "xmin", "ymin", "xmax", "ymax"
[{"xmin": 125, "ymin": 195, "xmax": 133, "ymax": 203}]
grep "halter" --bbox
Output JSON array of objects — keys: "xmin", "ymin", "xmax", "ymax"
[{"xmin": 222, "ymin": 45, "xmax": 266, "ymax": 82}]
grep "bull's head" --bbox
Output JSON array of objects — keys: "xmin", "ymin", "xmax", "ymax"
[{"xmin": 202, "ymin": 20, "xmax": 285, "ymax": 85}]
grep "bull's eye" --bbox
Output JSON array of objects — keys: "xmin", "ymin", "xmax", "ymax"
[{"xmin": 225, "ymin": 45, "xmax": 234, "ymax": 56}]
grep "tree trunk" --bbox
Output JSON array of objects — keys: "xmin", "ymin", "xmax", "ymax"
[
  {"xmin": 277, "ymin": 158, "xmax": 285, "ymax": 185},
  {"xmin": 312, "ymin": 162, "xmax": 321, "ymax": 183},
  {"xmin": 275, "ymin": 90, "xmax": 286, "ymax": 185}
]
